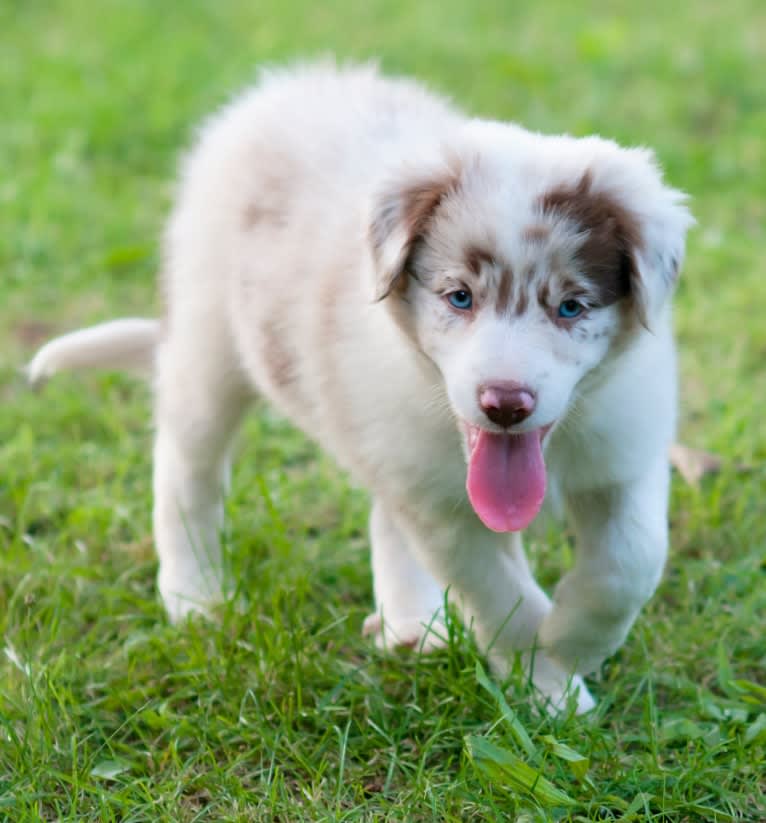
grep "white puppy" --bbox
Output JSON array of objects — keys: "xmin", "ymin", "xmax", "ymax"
[{"xmin": 27, "ymin": 63, "xmax": 693, "ymax": 713}]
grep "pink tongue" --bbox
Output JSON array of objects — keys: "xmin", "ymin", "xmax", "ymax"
[{"xmin": 466, "ymin": 429, "xmax": 546, "ymax": 532}]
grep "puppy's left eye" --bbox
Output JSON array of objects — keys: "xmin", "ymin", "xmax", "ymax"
[
  {"xmin": 447, "ymin": 290, "xmax": 473, "ymax": 310},
  {"xmin": 557, "ymin": 299, "xmax": 584, "ymax": 319}
]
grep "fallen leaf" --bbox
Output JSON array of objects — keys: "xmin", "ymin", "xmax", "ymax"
[
  {"xmin": 669, "ymin": 443, "xmax": 724, "ymax": 485},
  {"xmin": 13, "ymin": 320, "xmax": 55, "ymax": 347}
]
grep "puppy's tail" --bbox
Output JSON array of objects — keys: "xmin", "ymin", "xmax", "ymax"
[{"xmin": 26, "ymin": 318, "xmax": 160, "ymax": 386}]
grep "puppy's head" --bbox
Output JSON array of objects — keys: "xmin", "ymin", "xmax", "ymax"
[{"xmin": 369, "ymin": 129, "xmax": 693, "ymax": 531}]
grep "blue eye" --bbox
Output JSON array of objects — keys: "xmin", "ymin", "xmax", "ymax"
[
  {"xmin": 448, "ymin": 290, "xmax": 473, "ymax": 310},
  {"xmin": 558, "ymin": 299, "xmax": 584, "ymax": 319}
]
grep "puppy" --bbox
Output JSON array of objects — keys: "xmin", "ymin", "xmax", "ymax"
[{"xmin": 27, "ymin": 62, "xmax": 693, "ymax": 713}]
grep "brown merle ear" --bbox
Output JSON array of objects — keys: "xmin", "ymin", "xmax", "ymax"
[
  {"xmin": 540, "ymin": 166, "xmax": 692, "ymax": 328},
  {"xmin": 368, "ymin": 163, "xmax": 461, "ymax": 302},
  {"xmin": 540, "ymin": 172, "xmax": 649, "ymax": 323}
]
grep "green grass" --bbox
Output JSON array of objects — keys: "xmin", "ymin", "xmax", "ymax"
[{"xmin": 1, "ymin": 0, "xmax": 765, "ymax": 819}]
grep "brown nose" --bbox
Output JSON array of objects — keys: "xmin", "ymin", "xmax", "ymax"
[{"xmin": 478, "ymin": 382, "xmax": 536, "ymax": 427}]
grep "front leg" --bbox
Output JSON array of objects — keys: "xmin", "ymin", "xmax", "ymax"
[
  {"xmin": 395, "ymin": 505, "xmax": 596, "ymax": 713},
  {"xmin": 538, "ymin": 458, "xmax": 670, "ymax": 675},
  {"xmin": 362, "ymin": 499, "xmax": 447, "ymax": 651}
]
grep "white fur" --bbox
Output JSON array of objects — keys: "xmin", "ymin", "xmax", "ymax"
[
  {"xmin": 26, "ymin": 318, "xmax": 158, "ymax": 384},
  {"xmin": 28, "ymin": 63, "xmax": 693, "ymax": 714}
]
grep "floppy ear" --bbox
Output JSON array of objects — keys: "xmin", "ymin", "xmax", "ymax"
[
  {"xmin": 593, "ymin": 149, "xmax": 694, "ymax": 327},
  {"xmin": 541, "ymin": 151, "xmax": 693, "ymax": 328},
  {"xmin": 625, "ymin": 156, "xmax": 694, "ymax": 326},
  {"xmin": 368, "ymin": 163, "xmax": 460, "ymax": 301}
]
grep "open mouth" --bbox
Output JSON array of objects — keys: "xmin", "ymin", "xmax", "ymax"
[{"xmin": 462, "ymin": 422, "xmax": 552, "ymax": 533}]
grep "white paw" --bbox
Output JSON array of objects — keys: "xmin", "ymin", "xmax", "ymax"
[
  {"xmin": 488, "ymin": 648, "xmax": 596, "ymax": 715},
  {"xmin": 528, "ymin": 652, "xmax": 596, "ymax": 715},
  {"xmin": 538, "ymin": 671, "xmax": 596, "ymax": 715},
  {"xmin": 362, "ymin": 611, "xmax": 447, "ymax": 653},
  {"xmin": 158, "ymin": 570, "xmax": 223, "ymax": 623}
]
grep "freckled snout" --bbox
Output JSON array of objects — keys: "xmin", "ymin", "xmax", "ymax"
[{"xmin": 478, "ymin": 382, "xmax": 536, "ymax": 427}]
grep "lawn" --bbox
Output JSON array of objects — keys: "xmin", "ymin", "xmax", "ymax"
[{"xmin": 1, "ymin": 0, "xmax": 765, "ymax": 819}]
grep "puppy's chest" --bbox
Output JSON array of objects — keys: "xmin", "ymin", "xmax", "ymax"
[{"xmin": 544, "ymin": 416, "xmax": 651, "ymax": 497}]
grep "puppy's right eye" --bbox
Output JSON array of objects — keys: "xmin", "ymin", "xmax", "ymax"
[{"xmin": 447, "ymin": 290, "xmax": 473, "ymax": 310}]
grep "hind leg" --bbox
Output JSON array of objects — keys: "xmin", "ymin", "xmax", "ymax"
[{"xmin": 152, "ymin": 326, "xmax": 250, "ymax": 621}]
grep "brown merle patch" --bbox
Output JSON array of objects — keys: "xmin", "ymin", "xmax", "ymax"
[
  {"xmin": 370, "ymin": 165, "xmax": 462, "ymax": 301},
  {"xmin": 523, "ymin": 225, "xmax": 550, "ymax": 244},
  {"xmin": 260, "ymin": 316, "xmax": 295, "ymax": 389},
  {"xmin": 401, "ymin": 173, "xmax": 460, "ymax": 245},
  {"xmin": 464, "ymin": 244, "xmax": 496, "ymax": 276},
  {"xmin": 536, "ymin": 279, "xmax": 551, "ymax": 307},
  {"xmin": 241, "ymin": 203, "xmax": 283, "ymax": 230},
  {"xmin": 495, "ymin": 265, "xmax": 515, "ymax": 314},
  {"xmin": 539, "ymin": 171, "xmax": 644, "ymax": 316},
  {"xmin": 462, "ymin": 245, "xmax": 523, "ymax": 317}
]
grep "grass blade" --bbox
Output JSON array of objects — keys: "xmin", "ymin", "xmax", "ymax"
[
  {"xmin": 466, "ymin": 735, "xmax": 576, "ymax": 809},
  {"xmin": 475, "ymin": 661, "xmax": 538, "ymax": 760}
]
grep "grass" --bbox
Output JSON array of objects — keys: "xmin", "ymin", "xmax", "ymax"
[{"xmin": 1, "ymin": 0, "xmax": 765, "ymax": 819}]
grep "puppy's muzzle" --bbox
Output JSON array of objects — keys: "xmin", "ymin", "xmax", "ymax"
[{"xmin": 478, "ymin": 382, "xmax": 536, "ymax": 428}]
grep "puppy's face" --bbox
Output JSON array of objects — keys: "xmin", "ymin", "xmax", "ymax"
[
  {"xmin": 405, "ymin": 199, "xmax": 628, "ymax": 438},
  {"xmin": 370, "ymin": 133, "xmax": 692, "ymax": 531}
]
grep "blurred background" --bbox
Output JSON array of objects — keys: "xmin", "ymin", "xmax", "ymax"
[
  {"xmin": 2, "ymin": 0, "xmax": 764, "ymax": 456},
  {"xmin": 1, "ymin": 3, "xmax": 764, "ymax": 816}
]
